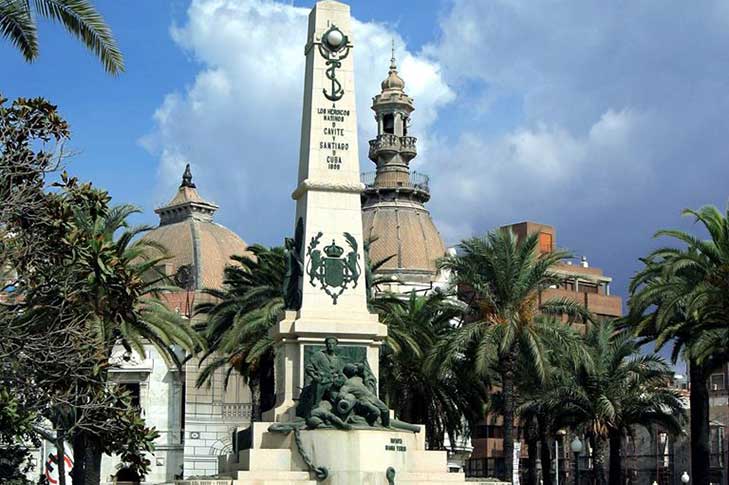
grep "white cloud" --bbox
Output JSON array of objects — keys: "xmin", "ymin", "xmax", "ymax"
[
  {"xmin": 145, "ymin": 0, "xmax": 729, "ymax": 297},
  {"xmin": 143, "ymin": 0, "xmax": 453, "ymax": 244},
  {"xmin": 420, "ymin": 0, "xmax": 729, "ymax": 294}
]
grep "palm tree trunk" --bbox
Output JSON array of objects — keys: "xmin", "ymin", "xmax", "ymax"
[
  {"xmin": 689, "ymin": 359, "xmax": 711, "ymax": 485},
  {"xmin": 608, "ymin": 431, "xmax": 621, "ymax": 485},
  {"xmin": 592, "ymin": 436, "xmax": 608, "ymax": 485},
  {"xmin": 502, "ymin": 349, "xmax": 517, "ymax": 483},
  {"xmin": 538, "ymin": 418, "xmax": 553, "ymax": 485},
  {"xmin": 249, "ymin": 376, "xmax": 262, "ymax": 424},
  {"xmin": 525, "ymin": 419, "xmax": 539, "ymax": 485}
]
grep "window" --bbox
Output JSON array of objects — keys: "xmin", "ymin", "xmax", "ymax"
[
  {"xmin": 473, "ymin": 424, "xmax": 488, "ymax": 439},
  {"xmin": 710, "ymin": 373, "xmax": 725, "ymax": 391},
  {"xmin": 119, "ymin": 382, "xmax": 141, "ymax": 410},
  {"xmin": 383, "ymin": 114, "xmax": 394, "ymax": 134},
  {"xmin": 578, "ymin": 283, "xmax": 598, "ymax": 294},
  {"xmin": 471, "ymin": 425, "xmax": 504, "ymax": 439}
]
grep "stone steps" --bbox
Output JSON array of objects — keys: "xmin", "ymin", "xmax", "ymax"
[
  {"xmin": 397, "ymin": 471, "xmax": 468, "ymax": 483},
  {"xmin": 233, "ymin": 470, "xmax": 317, "ymax": 485},
  {"xmin": 236, "ymin": 449, "xmax": 294, "ymax": 471}
]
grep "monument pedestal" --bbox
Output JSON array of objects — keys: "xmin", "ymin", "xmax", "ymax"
[
  {"xmin": 263, "ymin": 311, "xmax": 387, "ymax": 423},
  {"xmin": 221, "ymin": 423, "xmax": 466, "ymax": 485}
]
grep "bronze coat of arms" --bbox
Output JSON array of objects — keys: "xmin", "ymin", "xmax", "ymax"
[{"xmin": 306, "ymin": 232, "xmax": 360, "ymax": 304}]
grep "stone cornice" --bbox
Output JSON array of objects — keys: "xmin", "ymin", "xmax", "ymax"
[{"xmin": 291, "ymin": 178, "xmax": 365, "ymax": 200}]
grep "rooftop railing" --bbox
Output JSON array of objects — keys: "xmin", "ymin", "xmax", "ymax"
[
  {"xmin": 368, "ymin": 134, "xmax": 417, "ymax": 159},
  {"xmin": 361, "ymin": 171, "xmax": 430, "ymax": 193}
]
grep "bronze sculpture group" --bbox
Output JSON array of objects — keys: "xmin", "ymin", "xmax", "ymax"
[
  {"xmin": 268, "ymin": 336, "xmax": 418, "ymax": 434},
  {"xmin": 299, "ymin": 337, "xmax": 390, "ymax": 430}
]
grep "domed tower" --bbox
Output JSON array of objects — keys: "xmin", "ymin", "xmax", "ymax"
[
  {"xmin": 142, "ymin": 164, "xmax": 248, "ymax": 295},
  {"xmin": 361, "ymin": 49, "xmax": 447, "ymax": 287}
]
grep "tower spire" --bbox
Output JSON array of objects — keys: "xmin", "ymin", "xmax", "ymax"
[
  {"xmin": 181, "ymin": 163, "xmax": 196, "ymax": 188},
  {"xmin": 390, "ymin": 38, "xmax": 397, "ymax": 71}
]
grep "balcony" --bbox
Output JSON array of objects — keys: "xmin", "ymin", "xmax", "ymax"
[
  {"xmin": 368, "ymin": 134, "xmax": 418, "ymax": 160},
  {"xmin": 541, "ymin": 287, "xmax": 622, "ymax": 318},
  {"xmin": 361, "ymin": 170, "xmax": 430, "ymax": 195}
]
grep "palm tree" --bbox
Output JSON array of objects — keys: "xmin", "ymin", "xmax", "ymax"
[
  {"xmin": 627, "ymin": 205, "xmax": 729, "ymax": 485},
  {"xmin": 437, "ymin": 228, "xmax": 585, "ymax": 481},
  {"xmin": 73, "ymin": 202, "xmax": 203, "ymax": 367},
  {"xmin": 52, "ymin": 199, "xmax": 202, "ymax": 485},
  {"xmin": 544, "ymin": 320, "xmax": 684, "ymax": 485},
  {"xmin": 0, "ymin": 0, "xmax": 123, "ymax": 74},
  {"xmin": 378, "ymin": 290, "xmax": 489, "ymax": 449},
  {"xmin": 605, "ymin": 379, "xmax": 684, "ymax": 485},
  {"xmin": 516, "ymin": 317, "xmax": 586, "ymax": 485},
  {"xmin": 195, "ymin": 244, "xmax": 284, "ymax": 423}
]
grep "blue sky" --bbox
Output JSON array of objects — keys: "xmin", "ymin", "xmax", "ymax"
[{"xmin": 4, "ymin": 0, "xmax": 729, "ymax": 332}]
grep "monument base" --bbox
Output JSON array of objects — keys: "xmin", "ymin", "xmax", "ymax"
[{"xmin": 219, "ymin": 422, "xmax": 469, "ymax": 485}]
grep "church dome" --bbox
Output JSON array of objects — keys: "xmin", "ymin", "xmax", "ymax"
[
  {"xmin": 362, "ymin": 203, "xmax": 446, "ymax": 282},
  {"xmin": 141, "ymin": 164, "xmax": 248, "ymax": 290}
]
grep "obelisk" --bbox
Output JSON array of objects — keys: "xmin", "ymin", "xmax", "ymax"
[
  {"xmin": 266, "ymin": 0, "xmax": 387, "ymax": 423},
  {"xmin": 222, "ymin": 3, "xmax": 469, "ymax": 483}
]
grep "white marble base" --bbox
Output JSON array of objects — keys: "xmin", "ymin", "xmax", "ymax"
[{"xmin": 216, "ymin": 422, "xmax": 468, "ymax": 485}]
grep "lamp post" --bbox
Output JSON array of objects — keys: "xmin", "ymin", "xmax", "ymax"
[
  {"xmin": 681, "ymin": 471, "xmax": 690, "ymax": 484},
  {"xmin": 556, "ymin": 429, "xmax": 567, "ymax": 485},
  {"xmin": 571, "ymin": 437, "xmax": 583, "ymax": 485}
]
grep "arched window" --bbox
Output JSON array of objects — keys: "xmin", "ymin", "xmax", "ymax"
[{"xmin": 382, "ymin": 113, "xmax": 394, "ymax": 134}]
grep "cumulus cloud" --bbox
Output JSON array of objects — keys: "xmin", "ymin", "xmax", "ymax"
[
  {"xmin": 424, "ymin": 0, "xmax": 729, "ymax": 293},
  {"xmin": 145, "ymin": 0, "xmax": 729, "ymax": 297},
  {"xmin": 142, "ymin": 0, "xmax": 453, "ymax": 245}
]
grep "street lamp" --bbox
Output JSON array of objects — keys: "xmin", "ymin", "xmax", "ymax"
[
  {"xmin": 681, "ymin": 471, "xmax": 690, "ymax": 484},
  {"xmin": 571, "ymin": 437, "xmax": 583, "ymax": 485}
]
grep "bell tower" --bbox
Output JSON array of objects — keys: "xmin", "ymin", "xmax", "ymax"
[
  {"xmin": 367, "ymin": 43, "xmax": 419, "ymax": 189},
  {"xmin": 361, "ymin": 47, "xmax": 446, "ymax": 286}
]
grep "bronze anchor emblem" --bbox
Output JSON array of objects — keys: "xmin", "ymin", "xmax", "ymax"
[{"xmin": 318, "ymin": 25, "xmax": 350, "ymax": 102}]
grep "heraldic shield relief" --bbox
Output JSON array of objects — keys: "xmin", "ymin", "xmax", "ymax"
[{"xmin": 306, "ymin": 232, "xmax": 361, "ymax": 304}]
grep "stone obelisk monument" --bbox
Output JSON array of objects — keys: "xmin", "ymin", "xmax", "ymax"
[
  {"xmin": 265, "ymin": 0, "xmax": 386, "ymax": 423},
  {"xmin": 220, "ymin": 2, "xmax": 469, "ymax": 484}
]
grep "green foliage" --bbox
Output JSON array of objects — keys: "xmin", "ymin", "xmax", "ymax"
[
  {"xmin": 628, "ymin": 204, "xmax": 729, "ymax": 365},
  {"xmin": 0, "ymin": 389, "xmax": 38, "ymax": 484},
  {"xmin": 436, "ymin": 228, "xmax": 577, "ymax": 480},
  {"xmin": 195, "ymin": 245, "xmax": 285, "ymax": 419},
  {"xmin": 378, "ymin": 290, "xmax": 489, "ymax": 449},
  {"xmin": 625, "ymin": 204, "xmax": 729, "ymax": 485},
  {"xmin": 1, "ymin": 95, "xmax": 199, "ymax": 484},
  {"xmin": 0, "ymin": 0, "xmax": 123, "ymax": 74},
  {"xmin": 531, "ymin": 320, "xmax": 685, "ymax": 485},
  {"xmin": 108, "ymin": 402, "xmax": 159, "ymax": 479}
]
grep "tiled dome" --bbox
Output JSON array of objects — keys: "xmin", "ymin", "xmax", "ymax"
[
  {"xmin": 141, "ymin": 165, "xmax": 248, "ymax": 290},
  {"xmin": 362, "ymin": 203, "xmax": 446, "ymax": 283}
]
